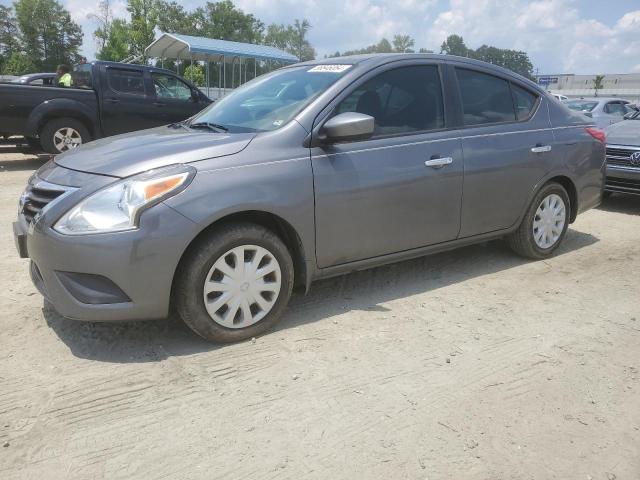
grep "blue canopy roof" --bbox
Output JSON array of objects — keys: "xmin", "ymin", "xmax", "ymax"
[{"xmin": 145, "ymin": 33, "xmax": 298, "ymax": 64}]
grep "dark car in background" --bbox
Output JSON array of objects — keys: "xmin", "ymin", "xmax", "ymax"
[
  {"xmin": 0, "ymin": 61, "xmax": 211, "ymax": 153},
  {"xmin": 14, "ymin": 54, "xmax": 605, "ymax": 343},
  {"xmin": 11, "ymin": 73, "xmax": 57, "ymax": 86},
  {"xmin": 604, "ymin": 110, "xmax": 640, "ymax": 195}
]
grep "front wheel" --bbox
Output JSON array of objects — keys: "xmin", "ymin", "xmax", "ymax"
[
  {"xmin": 506, "ymin": 182, "xmax": 570, "ymax": 259},
  {"xmin": 39, "ymin": 117, "xmax": 90, "ymax": 154},
  {"xmin": 174, "ymin": 223, "xmax": 294, "ymax": 343}
]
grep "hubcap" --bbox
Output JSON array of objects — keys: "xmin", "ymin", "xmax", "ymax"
[
  {"xmin": 202, "ymin": 245, "xmax": 281, "ymax": 329},
  {"xmin": 533, "ymin": 193, "xmax": 566, "ymax": 249},
  {"xmin": 53, "ymin": 127, "xmax": 82, "ymax": 152}
]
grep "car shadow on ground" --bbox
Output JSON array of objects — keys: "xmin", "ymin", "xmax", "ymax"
[
  {"xmin": 43, "ymin": 228, "xmax": 599, "ymax": 364},
  {"xmin": 597, "ymin": 194, "xmax": 640, "ymax": 215},
  {"xmin": 0, "ymin": 156, "xmax": 49, "ymax": 172}
]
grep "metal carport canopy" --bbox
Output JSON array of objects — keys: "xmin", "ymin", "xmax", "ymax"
[{"xmin": 145, "ymin": 33, "xmax": 299, "ymax": 63}]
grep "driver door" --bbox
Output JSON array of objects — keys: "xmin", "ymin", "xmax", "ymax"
[
  {"xmin": 311, "ymin": 63, "xmax": 464, "ymax": 268},
  {"xmin": 150, "ymin": 72, "xmax": 207, "ymax": 124}
]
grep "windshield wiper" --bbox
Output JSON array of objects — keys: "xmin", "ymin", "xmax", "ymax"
[
  {"xmin": 168, "ymin": 121, "xmax": 188, "ymax": 130},
  {"xmin": 188, "ymin": 121, "xmax": 229, "ymax": 133}
]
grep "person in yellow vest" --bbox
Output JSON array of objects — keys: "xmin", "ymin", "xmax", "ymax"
[{"xmin": 56, "ymin": 64, "xmax": 72, "ymax": 87}]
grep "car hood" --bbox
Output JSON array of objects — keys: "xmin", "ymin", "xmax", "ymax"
[
  {"xmin": 54, "ymin": 126, "xmax": 256, "ymax": 178},
  {"xmin": 605, "ymin": 120, "xmax": 640, "ymax": 146}
]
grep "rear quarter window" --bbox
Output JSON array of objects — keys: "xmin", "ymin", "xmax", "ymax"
[{"xmin": 511, "ymin": 84, "xmax": 538, "ymax": 120}]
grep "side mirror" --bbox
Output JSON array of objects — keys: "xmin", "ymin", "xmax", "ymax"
[
  {"xmin": 191, "ymin": 89, "xmax": 200, "ymax": 102},
  {"xmin": 321, "ymin": 112, "xmax": 374, "ymax": 143}
]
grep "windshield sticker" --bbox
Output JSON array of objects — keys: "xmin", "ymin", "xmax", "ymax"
[{"xmin": 308, "ymin": 64, "xmax": 352, "ymax": 73}]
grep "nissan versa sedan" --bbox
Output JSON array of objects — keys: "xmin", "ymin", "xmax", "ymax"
[{"xmin": 13, "ymin": 54, "xmax": 605, "ymax": 343}]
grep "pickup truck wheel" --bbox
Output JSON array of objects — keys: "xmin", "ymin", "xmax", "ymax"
[
  {"xmin": 40, "ymin": 118, "xmax": 89, "ymax": 154},
  {"xmin": 506, "ymin": 182, "xmax": 570, "ymax": 259},
  {"xmin": 174, "ymin": 223, "xmax": 294, "ymax": 343}
]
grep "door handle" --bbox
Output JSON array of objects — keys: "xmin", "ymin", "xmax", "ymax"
[
  {"xmin": 153, "ymin": 102, "xmax": 166, "ymax": 107},
  {"xmin": 425, "ymin": 156, "xmax": 453, "ymax": 168},
  {"xmin": 531, "ymin": 145, "xmax": 552, "ymax": 153},
  {"xmin": 105, "ymin": 97, "xmax": 119, "ymax": 104}
]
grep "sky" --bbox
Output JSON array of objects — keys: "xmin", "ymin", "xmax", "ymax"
[{"xmin": 6, "ymin": 0, "xmax": 640, "ymax": 74}]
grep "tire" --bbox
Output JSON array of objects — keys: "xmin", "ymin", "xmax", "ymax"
[
  {"xmin": 174, "ymin": 222, "xmax": 294, "ymax": 343},
  {"xmin": 506, "ymin": 182, "xmax": 570, "ymax": 259},
  {"xmin": 39, "ymin": 117, "xmax": 90, "ymax": 154}
]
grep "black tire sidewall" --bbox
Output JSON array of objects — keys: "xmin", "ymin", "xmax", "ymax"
[
  {"xmin": 525, "ymin": 183, "xmax": 570, "ymax": 257},
  {"xmin": 176, "ymin": 224, "xmax": 294, "ymax": 343},
  {"xmin": 40, "ymin": 118, "xmax": 90, "ymax": 154}
]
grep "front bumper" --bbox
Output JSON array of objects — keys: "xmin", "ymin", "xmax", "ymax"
[
  {"xmin": 14, "ymin": 195, "xmax": 199, "ymax": 322},
  {"xmin": 605, "ymin": 165, "xmax": 640, "ymax": 195}
]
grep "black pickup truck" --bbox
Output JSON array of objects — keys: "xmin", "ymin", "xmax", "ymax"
[{"xmin": 0, "ymin": 61, "xmax": 211, "ymax": 153}]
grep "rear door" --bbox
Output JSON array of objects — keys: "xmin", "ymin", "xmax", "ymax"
[
  {"xmin": 312, "ymin": 62, "xmax": 464, "ymax": 268},
  {"xmin": 150, "ymin": 72, "xmax": 208, "ymax": 124},
  {"xmin": 453, "ymin": 66, "xmax": 555, "ymax": 237},
  {"xmin": 100, "ymin": 65, "xmax": 158, "ymax": 136}
]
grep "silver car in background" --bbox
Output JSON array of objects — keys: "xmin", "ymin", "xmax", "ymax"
[
  {"xmin": 604, "ymin": 110, "xmax": 640, "ymax": 195},
  {"xmin": 565, "ymin": 97, "xmax": 634, "ymax": 129},
  {"xmin": 13, "ymin": 54, "xmax": 605, "ymax": 343}
]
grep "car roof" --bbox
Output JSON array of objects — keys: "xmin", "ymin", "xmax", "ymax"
[
  {"xmin": 88, "ymin": 60, "xmax": 178, "ymax": 77},
  {"xmin": 568, "ymin": 97, "xmax": 626, "ymax": 102},
  {"xmin": 293, "ymin": 53, "xmax": 542, "ymax": 91}
]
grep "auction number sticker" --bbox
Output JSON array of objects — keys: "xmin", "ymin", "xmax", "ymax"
[{"xmin": 308, "ymin": 65, "xmax": 352, "ymax": 73}]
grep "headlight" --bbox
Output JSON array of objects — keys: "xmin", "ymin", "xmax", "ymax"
[{"xmin": 54, "ymin": 164, "xmax": 195, "ymax": 235}]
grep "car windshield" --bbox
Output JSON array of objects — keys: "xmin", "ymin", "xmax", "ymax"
[
  {"xmin": 565, "ymin": 100, "xmax": 598, "ymax": 112},
  {"xmin": 189, "ymin": 65, "xmax": 352, "ymax": 133}
]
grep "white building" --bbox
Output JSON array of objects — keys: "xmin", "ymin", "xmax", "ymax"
[{"xmin": 535, "ymin": 73, "xmax": 640, "ymax": 103}]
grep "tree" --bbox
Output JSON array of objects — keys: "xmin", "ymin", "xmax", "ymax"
[
  {"xmin": 89, "ymin": 0, "xmax": 113, "ymax": 53},
  {"xmin": 329, "ymin": 38, "xmax": 393, "ymax": 57},
  {"xmin": 291, "ymin": 19, "xmax": 314, "ymax": 61},
  {"xmin": 263, "ymin": 19, "xmax": 315, "ymax": 61},
  {"xmin": 184, "ymin": 63, "xmax": 205, "ymax": 86},
  {"xmin": 127, "ymin": 0, "xmax": 157, "ymax": 60},
  {"xmin": 14, "ymin": 0, "xmax": 83, "ymax": 71},
  {"xmin": 95, "ymin": 18, "xmax": 131, "ymax": 61},
  {"xmin": 156, "ymin": 1, "xmax": 200, "ymax": 36},
  {"xmin": 0, "ymin": 5, "xmax": 20, "ymax": 70},
  {"xmin": 440, "ymin": 34, "xmax": 469, "ymax": 56},
  {"xmin": 593, "ymin": 74, "xmax": 605, "ymax": 97},
  {"xmin": 392, "ymin": 34, "xmax": 414, "ymax": 53},
  {"xmin": 3, "ymin": 51, "xmax": 36, "ymax": 74},
  {"xmin": 193, "ymin": 0, "xmax": 264, "ymax": 44}
]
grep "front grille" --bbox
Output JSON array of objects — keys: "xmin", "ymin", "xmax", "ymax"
[
  {"xmin": 606, "ymin": 145, "xmax": 640, "ymax": 168},
  {"xmin": 20, "ymin": 180, "xmax": 68, "ymax": 224},
  {"xmin": 605, "ymin": 176, "xmax": 640, "ymax": 195}
]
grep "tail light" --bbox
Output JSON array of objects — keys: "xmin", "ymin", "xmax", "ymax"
[{"xmin": 586, "ymin": 127, "xmax": 605, "ymax": 143}]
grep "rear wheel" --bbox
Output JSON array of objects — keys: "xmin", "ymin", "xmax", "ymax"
[
  {"xmin": 39, "ymin": 117, "xmax": 89, "ymax": 154},
  {"xmin": 506, "ymin": 182, "xmax": 570, "ymax": 259},
  {"xmin": 174, "ymin": 223, "xmax": 294, "ymax": 343}
]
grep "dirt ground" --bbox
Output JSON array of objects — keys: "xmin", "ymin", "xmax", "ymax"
[{"xmin": 0, "ymin": 140, "xmax": 639, "ymax": 480}]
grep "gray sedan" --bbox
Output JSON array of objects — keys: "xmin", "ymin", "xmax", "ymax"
[
  {"xmin": 565, "ymin": 97, "xmax": 634, "ymax": 129},
  {"xmin": 14, "ymin": 54, "xmax": 605, "ymax": 342}
]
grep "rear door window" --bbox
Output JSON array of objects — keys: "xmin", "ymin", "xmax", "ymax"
[
  {"xmin": 456, "ymin": 68, "xmax": 516, "ymax": 125},
  {"xmin": 605, "ymin": 102, "xmax": 626, "ymax": 116},
  {"xmin": 336, "ymin": 65, "xmax": 445, "ymax": 136},
  {"xmin": 107, "ymin": 68, "xmax": 145, "ymax": 95},
  {"xmin": 511, "ymin": 84, "xmax": 538, "ymax": 120}
]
